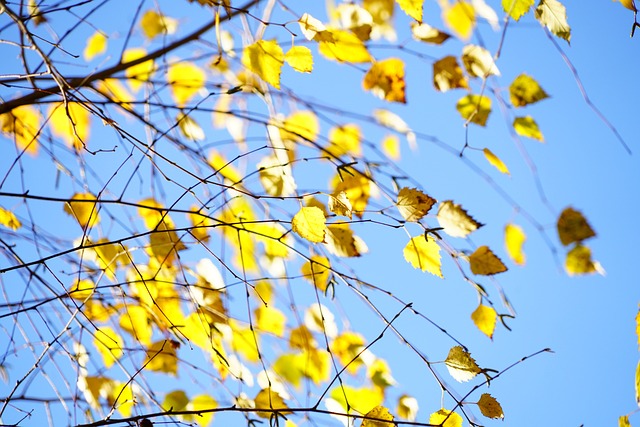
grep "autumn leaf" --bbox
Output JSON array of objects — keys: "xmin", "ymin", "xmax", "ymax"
[
  {"xmin": 502, "ymin": 0, "xmax": 534, "ymax": 20},
  {"xmin": 329, "ymin": 191, "xmax": 353, "ymax": 219},
  {"xmin": 505, "ymin": 223, "xmax": 526, "ymax": 265},
  {"xmin": 326, "ymin": 224, "xmax": 367, "ymax": 258},
  {"xmin": 64, "ymin": 193, "xmax": 100, "ymax": 230},
  {"xmin": 0, "ymin": 207, "xmax": 21, "ymax": 230},
  {"xmin": 279, "ymin": 110, "xmax": 320, "ymax": 144},
  {"xmin": 618, "ymin": 0, "xmax": 637, "ymax": 11},
  {"xmin": 469, "ymin": 246, "xmax": 508, "ymax": 275},
  {"xmin": 69, "ymin": 279, "xmax": 95, "ymax": 300},
  {"xmin": 49, "ymin": 102, "xmax": 91, "ymax": 150},
  {"xmin": 163, "ymin": 389, "xmax": 188, "ymax": 412},
  {"xmin": 513, "ymin": 116, "xmax": 544, "ymax": 141},
  {"xmin": 187, "ymin": 394, "xmax": 217, "ymax": 426},
  {"xmin": 285, "ymin": 46, "xmax": 314, "ymax": 73},
  {"xmin": 94, "ymin": 327, "xmax": 123, "ymax": 368},
  {"xmin": 397, "ymin": 395, "xmax": 419, "ymax": 421},
  {"xmin": 335, "ymin": 3, "xmax": 374, "ymax": 41},
  {"xmin": 382, "ymin": 135, "xmax": 401, "ymax": 160},
  {"xmin": 167, "ymin": 62, "xmax": 206, "ymax": 107},
  {"xmin": 298, "ymin": 13, "xmax": 331, "ymax": 41},
  {"xmin": 429, "ymin": 408, "xmax": 463, "ymax": 427},
  {"xmin": 330, "ymin": 385, "xmax": 383, "ymax": 415},
  {"xmin": 445, "ymin": 345, "xmax": 481, "ymax": 382},
  {"xmin": 255, "ymin": 306, "xmax": 286, "ymax": 337},
  {"xmin": 565, "ymin": 244, "xmax": 599, "ymax": 276},
  {"xmin": 361, "ymin": 405, "xmax": 394, "ymax": 427},
  {"xmin": 332, "ymin": 169, "xmax": 371, "ymax": 218},
  {"xmin": 331, "ymin": 331, "xmax": 366, "ymax": 373},
  {"xmin": 292, "ymin": 206, "xmax": 326, "ymax": 243},
  {"xmin": 301, "ymin": 256, "xmax": 332, "ymax": 292},
  {"xmin": 258, "ymin": 155, "xmax": 297, "ymax": 197},
  {"xmin": 456, "ymin": 94, "xmax": 491, "ymax": 126},
  {"xmin": 318, "ymin": 28, "xmax": 373, "ymax": 63},
  {"xmin": 442, "ymin": 1, "xmax": 476, "ymax": 40},
  {"xmin": 84, "ymin": 31, "xmax": 107, "ymax": 61},
  {"xmin": 535, "ymin": 0, "xmax": 571, "ymax": 43},
  {"xmin": 437, "ymin": 200, "xmax": 482, "ymax": 238},
  {"xmin": 432, "ymin": 56, "xmax": 468, "ymax": 92},
  {"xmin": 396, "ymin": 187, "xmax": 436, "ymax": 222},
  {"xmin": 462, "ymin": 45, "xmax": 500, "ymax": 78},
  {"xmin": 477, "ymin": 393, "xmax": 504, "ymax": 419},
  {"xmin": 144, "ymin": 340, "xmax": 178, "ymax": 375},
  {"xmin": 119, "ymin": 305, "xmax": 152, "ymax": 345},
  {"xmin": 254, "ymin": 388, "xmax": 291, "ymax": 418},
  {"xmin": 96, "ymin": 79, "xmax": 134, "ymax": 111},
  {"xmin": 0, "ymin": 105, "xmax": 40, "ymax": 155},
  {"xmin": 471, "ymin": 304, "xmax": 497, "ymax": 339},
  {"xmin": 363, "ymin": 58, "xmax": 407, "ymax": 103},
  {"xmin": 510, "ymin": 73, "xmax": 549, "ymax": 107},
  {"xmin": 177, "ymin": 113, "xmax": 204, "ymax": 141},
  {"xmin": 411, "ymin": 23, "xmax": 451, "ymax": 44},
  {"xmin": 396, "ymin": 0, "xmax": 423, "ymax": 21},
  {"xmin": 483, "ymin": 148, "xmax": 510, "ymax": 175},
  {"xmin": 636, "ymin": 360, "xmax": 640, "ymax": 405},
  {"xmin": 242, "ymin": 40, "xmax": 285, "ymax": 89},
  {"xmin": 557, "ymin": 207, "xmax": 596, "ymax": 246},
  {"xmin": 327, "ymin": 124, "xmax": 362, "ymax": 157},
  {"xmin": 403, "ymin": 235, "xmax": 443, "ymax": 278},
  {"xmin": 140, "ymin": 9, "xmax": 177, "ymax": 40},
  {"xmin": 123, "ymin": 48, "xmax": 155, "ymax": 91},
  {"xmin": 619, "ymin": 415, "xmax": 631, "ymax": 427}
]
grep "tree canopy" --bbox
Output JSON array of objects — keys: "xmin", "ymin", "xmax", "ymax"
[{"xmin": 0, "ymin": 1, "xmax": 638, "ymax": 427}]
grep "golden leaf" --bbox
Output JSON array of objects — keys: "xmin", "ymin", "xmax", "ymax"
[
  {"xmin": 432, "ymin": 56, "xmax": 468, "ymax": 92},
  {"xmin": 445, "ymin": 345, "xmax": 481, "ymax": 382},
  {"xmin": 242, "ymin": 39, "xmax": 285, "ymax": 89},
  {"xmin": 209, "ymin": 151, "xmax": 243, "ymax": 184},
  {"xmin": 565, "ymin": 244, "xmax": 599, "ymax": 276},
  {"xmin": 230, "ymin": 320, "xmax": 260, "ymax": 362},
  {"xmin": 300, "ymin": 348, "xmax": 331, "ymax": 383},
  {"xmin": 331, "ymin": 332, "xmax": 366, "ymax": 374},
  {"xmin": 429, "ymin": 408, "xmax": 463, "ymax": 427},
  {"xmin": 123, "ymin": 48, "xmax": 155, "ymax": 91},
  {"xmin": 289, "ymin": 325, "xmax": 316, "ymax": 350},
  {"xmin": 483, "ymin": 148, "xmax": 510, "ymax": 175},
  {"xmin": 502, "ymin": 0, "xmax": 534, "ymax": 20},
  {"xmin": 329, "ymin": 190, "xmax": 353, "ymax": 219},
  {"xmin": 104, "ymin": 381, "xmax": 137, "ymax": 416},
  {"xmin": 636, "ymin": 360, "xmax": 640, "ymax": 405},
  {"xmin": 535, "ymin": 0, "xmax": 571, "ymax": 43},
  {"xmin": 149, "ymin": 221, "xmax": 186, "ymax": 263},
  {"xmin": 361, "ymin": 405, "xmax": 394, "ymax": 427},
  {"xmin": 372, "ymin": 109, "xmax": 416, "ymax": 148},
  {"xmin": 274, "ymin": 354, "xmax": 304, "ymax": 387},
  {"xmin": 280, "ymin": 110, "xmax": 319, "ymax": 143},
  {"xmin": 327, "ymin": 124, "xmax": 362, "ymax": 157},
  {"xmin": 187, "ymin": 394, "xmax": 217, "ymax": 427},
  {"xmin": 49, "ymin": 102, "xmax": 91, "ymax": 150},
  {"xmin": 513, "ymin": 116, "xmax": 544, "ymax": 141},
  {"xmin": 330, "ymin": 385, "xmax": 383, "ymax": 415},
  {"xmin": 140, "ymin": 9, "xmax": 177, "ymax": 40},
  {"xmin": 285, "ymin": 46, "xmax": 314, "ymax": 73},
  {"xmin": 397, "ymin": 395, "xmax": 419, "ymax": 421},
  {"xmin": 510, "ymin": 73, "xmax": 549, "ymax": 107},
  {"xmin": 318, "ymin": 28, "xmax": 373, "ymax": 63},
  {"xmin": 163, "ymin": 389, "xmax": 188, "ymax": 412},
  {"xmin": 0, "ymin": 207, "xmax": 21, "ymax": 230},
  {"xmin": 177, "ymin": 113, "xmax": 204, "ymax": 141},
  {"xmin": 437, "ymin": 200, "xmax": 482, "ymax": 237},
  {"xmin": 382, "ymin": 135, "xmax": 401, "ymax": 160},
  {"xmin": 505, "ymin": 223, "xmax": 526, "ymax": 265},
  {"xmin": 298, "ymin": 13, "xmax": 330, "ymax": 41},
  {"xmin": 254, "ymin": 388, "xmax": 291, "ymax": 418},
  {"xmin": 619, "ymin": 415, "xmax": 632, "ymax": 427},
  {"xmin": 618, "ymin": 0, "xmax": 637, "ymax": 11},
  {"xmin": 403, "ymin": 235, "xmax": 443, "ymax": 278},
  {"xmin": 119, "ymin": 305, "xmax": 153, "ymax": 345},
  {"xmin": 325, "ymin": 224, "xmax": 366, "ymax": 257},
  {"xmin": 258, "ymin": 155, "xmax": 297, "ymax": 197},
  {"xmin": 469, "ymin": 246, "xmax": 508, "ymax": 275},
  {"xmin": 292, "ymin": 206, "xmax": 326, "ymax": 243},
  {"xmin": 64, "ymin": 193, "xmax": 100, "ymax": 229},
  {"xmin": 94, "ymin": 327, "xmax": 123, "ymax": 368},
  {"xmin": 396, "ymin": 0, "xmax": 423, "ymax": 21},
  {"xmin": 557, "ymin": 207, "xmax": 596, "ymax": 246},
  {"xmin": 477, "ymin": 393, "xmax": 504, "ymax": 419},
  {"xmin": 411, "ymin": 22, "xmax": 451, "ymax": 44},
  {"xmin": 167, "ymin": 62, "xmax": 206, "ymax": 107},
  {"xmin": 1, "ymin": 105, "xmax": 40, "ymax": 155},
  {"xmin": 396, "ymin": 187, "xmax": 436, "ymax": 222},
  {"xmin": 442, "ymin": 1, "xmax": 475, "ymax": 40},
  {"xmin": 301, "ymin": 256, "xmax": 332, "ymax": 292},
  {"xmin": 69, "ymin": 279, "xmax": 95, "ymax": 300},
  {"xmin": 362, "ymin": 58, "xmax": 406, "ymax": 103},
  {"xmin": 144, "ymin": 340, "xmax": 179, "ymax": 375},
  {"xmin": 471, "ymin": 304, "xmax": 497, "ymax": 339},
  {"xmin": 96, "ymin": 79, "xmax": 134, "ymax": 111},
  {"xmin": 255, "ymin": 306, "xmax": 286, "ymax": 337},
  {"xmin": 462, "ymin": 44, "xmax": 500, "ymax": 78},
  {"xmin": 83, "ymin": 31, "xmax": 107, "ymax": 61},
  {"xmin": 456, "ymin": 94, "xmax": 491, "ymax": 126},
  {"xmin": 334, "ymin": 3, "xmax": 373, "ymax": 41}
]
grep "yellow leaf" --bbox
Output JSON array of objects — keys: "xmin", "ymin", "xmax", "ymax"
[
  {"xmin": 403, "ymin": 235, "xmax": 443, "ymax": 278},
  {"xmin": 163, "ymin": 389, "xmax": 189, "ymax": 412},
  {"xmin": 619, "ymin": 415, "xmax": 632, "ymax": 427},
  {"xmin": 469, "ymin": 246, "xmax": 508, "ymax": 275},
  {"xmin": 618, "ymin": 0, "xmax": 637, "ymax": 11},
  {"xmin": 187, "ymin": 394, "xmax": 217, "ymax": 426},
  {"xmin": 471, "ymin": 304, "xmax": 497, "ymax": 339},
  {"xmin": 477, "ymin": 393, "xmax": 504, "ymax": 419},
  {"xmin": 411, "ymin": 22, "xmax": 451, "ymax": 44},
  {"xmin": 242, "ymin": 39, "xmax": 285, "ymax": 89},
  {"xmin": 332, "ymin": 169, "xmax": 371, "ymax": 218},
  {"xmin": 144, "ymin": 340, "xmax": 178, "ymax": 375},
  {"xmin": 334, "ymin": 3, "xmax": 374, "ymax": 41},
  {"xmin": 432, "ymin": 56, "xmax": 468, "ymax": 92},
  {"xmin": 64, "ymin": 192, "xmax": 100, "ymax": 229},
  {"xmin": 28, "ymin": 0, "xmax": 47, "ymax": 25},
  {"xmin": 365, "ymin": 0, "xmax": 397, "ymax": 40},
  {"xmin": 0, "ymin": 207, "xmax": 20, "ymax": 230},
  {"xmin": 382, "ymin": 135, "xmax": 401, "ymax": 160},
  {"xmin": 505, "ymin": 223, "xmax": 526, "ymax": 265},
  {"xmin": 119, "ymin": 305, "xmax": 153, "ymax": 345},
  {"xmin": 462, "ymin": 44, "xmax": 500, "ymax": 78},
  {"xmin": 289, "ymin": 325, "xmax": 316, "ymax": 350},
  {"xmin": 483, "ymin": 148, "xmax": 510, "ymax": 175},
  {"xmin": 329, "ymin": 191, "xmax": 353, "ymax": 219},
  {"xmin": 396, "ymin": 0, "xmax": 423, "ymax": 21},
  {"xmin": 437, "ymin": 200, "xmax": 482, "ymax": 238},
  {"xmin": 298, "ymin": 13, "xmax": 330, "ymax": 41},
  {"xmin": 318, "ymin": 28, "xmax": 373, "ymax": 63},
  {"xmin": 301, "ymin": 255, "xmax": 331, "ymax": 292},
  {"xmin": 273, "ymin": 354, "xmax": 304, "ymax": 387},
  {"xmin": 255, "ymin": 306, "xmax": 286, "ymax": 337},
  {"xmin": 94, "ymin": 327, "xmax": 123, "ymax": 369},
  {"xmin": 230, "ymin": 320, "xmax": 260, "ymax": 362},
  {"xmin": 285, "ymin": 46, "xmax": 313, "ymax": 73},
  {"xmin": 397, "ymin": 187, "xmax": 436, "ymax": 222},
  {"xmin": 502, "ymin": 0, "xmax": 534, "ymax": 20},
  {"xmin": 397, "ymin": 395, "xmax": 419, "ymax": 421},
  {"xmin": 326, "ymin": 224, "xmax": 366, "ymax": 257},
  {"xmin": 149, "ymin": 221, "xmax": 186, "ymax": 263},
  {"xmin": 96, "ymin": 79, "xmax": 134, "ymax": 111},
  {"xmin": 331, "ymin": 332, "xmax": 366, "ymax": 374},
  {"xmin": 429, "ymin": 408, "xmax": 463, "ymax": 427},
  {"xmin": 292, "ymin": 206, "xmax": 326, "ymax": 243},
  {"xmin": 83, "ymin": 31, "xmax": 107, "ymax": 61},
  {"xmin": 167, "ymin": 62, "xmax": 206, "ymax": 107},
  {"xmin": 535, "ymin": 0, "xmax": 571, "ymax": 44},
  {"xmin": 565, "ymin": 244, "xmax": 599, "ymax": 276},
  {"xmin": 1, "ymin": 105, "xmax": 41, "ymax": 155},
  {"xmin": 256, "ymin": 223, "xmax": 291, "ymax": 259},
  {"xmin": 300, "ymin": 348, "xmax": 331, "ymax": 383},
  {"xmin": 280, "ymin": 110, "xmax": 319, "ymax": 143},
  {"xmin": 444, "ymin": 345, "xmax": 481, "ymax": 382},
  {"xmin": 513, "ymin": 116, "xmax": 544, "ymax": 141},
  {"xmin": 330, "ymin": 385, "xmax": 383, "ymax": 415},
  {"xmin": 258, "ymin": 155, "xmax": 297, "ymax": 197},
  {"xmin": 510, "ymin": 73, "xmax": 549, "ymax": 107},
  {"xmin": 123, "ymin": 48, "xmax": 155, "ymax": 91},
  {"xmin": 442, "ymin": 1, "xmax": 476, "ymax": 40},
  {"xmin": 557, "ymin": 207, "xmax": 596, "ymax": 246},
  {"xmin": 69, "ymin": 279, "xmax": 95, "ymax": 300},
  {"xmin": 49, "ymin": 102, "xmax": 91, "ymax": 150},
  {"xmin": 372, "ymin": 109, "xmax": 416, "ymax": 149},
  {"xmin": 636, "ymin": 361, "xmax": 640, "ymax": 405},
  {"xmin": 93, "ymin": 238, "xmax": 129, "ymax": 279},
  {"xmin": 254, "ymin": 388, "xmax": 291, "ymax": 418},
  {"xmin": 140, "ymin": 9, "xmax": 177, "ymax": 40},
  {"xmin": 361, "ymin": 405, "xmax": 394, "ymax": 427},
  {"xmin": 362, "ymin": 58, "xmax": 406, "ymax": 103},
  {"xmin": 328, "ymin": 124, "xmax": 362, "ymax": 157},
  {"xmin": 456, "ymin": 94, "xmax": 491, "ymax": 126},
  {"xmin": 177, "ymin": 113, "xmax": 205, "ymax": 141},
  {"xmin": 105, "ymin": 381, "xmax": 137, "ymax": 417}
]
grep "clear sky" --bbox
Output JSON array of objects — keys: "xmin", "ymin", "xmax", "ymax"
[{"xmin": 0, "ymin": 1, "xmax": 638, "ymax": 427}]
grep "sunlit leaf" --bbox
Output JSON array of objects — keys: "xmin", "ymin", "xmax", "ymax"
[
  {"xmin": 95, "ymin": 79, "xmax": 134, "ymax": 111},
  {"xmin": 477, "ymin": 393, "xmax": 504, "ymax": 419},
  {"xmin": 326, "ymin": 224, "xmax": 367, "ymax": 257},
  {"xmin": 462, "ymin": 44, "xmax": 500, "ymax": 78},
  {"xmin": 557, "ymin": 207, "xmax": 596, "ymax": 246},
  {"xmin": 396, "ymin": 395, "xmax": 419, "ymax": 421},
  {"xmin": 298, "ymin": 13, "xmax": 330, "ymax": 41},
  {"xmin": 274, "ymin": 354, "xmax": 304, "ymax": 387},
  {"xmin": 230, "ymin": 320, "xmax": 260, "ymax": 362},
  {"xmin": 331, "ymin": 331, "xmax": 366, "ymax": 374},
  {"xmin": 403, "ymin": 235, "xmax": 443, "ymax": 278},
  {"xmin": 396, "ymin": 187, "xmax": 436, "ymax": 222},
  {"xmin": 163, "ymin": 389, "xmax": 188, "ymax": 412},
  {"xmin": 513, "ymin": 116, "xmax": 544, "ymax": 141},
  {"xmin": 167, "ymin": 62, "xmax": 206, "ymax": 107},
  {"xmin": 618, "ymin": 0, "xmax": 637, "ymax": 11},
  {"xmin": 332, "ymin": 169, "xmax": 371, "ymax": 218},
  {"xmin": 177, "ymin": 113, "xmax": 205, "ymax": 141},
  {"xmin": 209, "ymin": 151, "xmax": 243, "ymax": 184},
  {"xmin": 433, "ymin": 56, "xmax": 468, "ymax": 92},
  {"xmin": 140, "ymin": 9, "xmax": 177, "ymax": 40},
  {"xmin": 94, "ymin": 327, "xmax": 123, "ymax": 368},
  {"xmin": 483, "ymin": 148, "xmax": 510, "ymax": 175},
  {"xmin": 105, "ymin": 381, "xmax": 137, "ymax": 416},
  {"xmin": 123, "ymin": 48, "xmax": 155, "ymax": 91},
  {"xmin": 187, "ymin": 394, "xmax": 217, "ymax": 426},
  {"xmin": 83, "ymin": 31, "xmax": 107, "ymax": 61},
  {"xmin": 254, "ymin": 388, "xmax": 291, "ymax": 418},
  {"xmin": 258, "ymin": 155, "xmax": 297, "ymax": 197},
  {"xmin": 329, "ymin": 191, "xmax": 353, "ymax": 219},
  {"xmin": 565, "ymin": 244, "xmax": 599, "ymax": 276},
  {"xmin": 0, "ymin": 207, "xmax": 20, "ymax": 230},
  {"xmin": 28, "ymin": 0, "xmax": 47, "ymax": 25},
  {"xmin": 144, "ymin": 340, "xmax": 178, "ymax": 375},
  {"xmin": 471, "ymin": 304, "xmax": 497, "ymax": 339},
  {"xmin": 289, "ymin": 325, "xmax": 316, "ymax": 350},
  {"xmin": 363, "ymin": 58, "xmax": 406, "ymax": 103},
  {"xmin": 382, "ymin": 135, "xmax": 401, "ymax": 160},
  {"xmin": 49, "ymin": 102, "xmax": 91, "ymax": 150},
  {"xmin": 292, "ymin": 206, "xmax": 326, "ymax": 243},
  {"xmin": 365, "ymin": 0, "xmax": 397, "ymax": 41},
  {"xmin": 361, "ymin": 405, "xmax": 394, "ymax": 427},
  {"xmin": 411, "ymin": 22, "xmax": 451, "ymax": 44},
  {"xmin": 255, "ymin": 305, "xmax": 286, "ymax": 337},
  {"xmin": 285, "ymin": 46, "xmax": 313, "ymax": 73},
  {"xmin": 280, "ymin": 110, "xmax": 319, "ymax": 144},
  {"xmin": 510, "ymin": 73, "xmax": 549, "ymax": 107},
  {"xmin": 119, "ymin": 305, "xmax": 153, "ymax": 345},
  {"xmin": 502, "ymin": 0, "xmax": 534, "ymax": 20},
  {"xmin": 1, "ymin": 105, "xmax": 40, "ymax": 155},
  {"xmin": 69, "ymin": 279, "xmax": 95, "ymax": 300},
  {"xmin": 619, "ymin": 415, "xmax": 632, "ymax": 427},
  {"xmin": 373, "ymin": 109, "xmax": 416, "ymax": 149},
  {"xmin": 368, "ymin": 359, "xmax": 396, "ymax": 389},
  {"xmin": 318, "ymin": 28, "xmax": 373, "ymax": 63},
  {"xmin": 335, "ymin": 3, "xmax": 373, "ymax": 41},
  {"xmin": 442, "ymin": 1, "xmax": 475, "ymax": 40},
  {"xmin": 437, "ymin": 200, "xmax": 482, "ymax": 237},
  {"xmin": 470, "ymin": 246, "xmax": 508, "ymax": 275},
  {"xmin": 456, "ymin": 94, "xmax": 491, "ymax": 126},
  {"xmin": 429, "ymin": 408, "xmax": 463, "ymax": 427},
  {"xmin": 637, "ymin": 360, "xmax": 640, "ymax": 405},
  {"xmin": 535, "ymin": 0, "xmax": 571, "ymax": 43},
  {"xmin": 305, "ymin": 303, "xmax": 338, "ymax": 338},
  {"xmin": 328, "ymin": 124, "xmax": 362, "ymax": 158},
  {"xmin": 242, "ymin": 40, "xmax": 285, "ymax": 89},
  {"xmin": 330, "ymin": 385, "xmax": 384, "ymax": 415},
  {"xmin": 149, "ymin": 221, "xmax": 187, "ymax": 262},
  {"xmin": 445, "ymin": 345, "xmax": 481, "ymax": 382},
  {"xmin": 301, "ymin": 348, "xmax": 331, "ymax": 383},
  {"xmin": 64, "ymin": 193, "xmax": 100, "ymax": 229},
  {"xmin": 505, "ymin": 223, "xmax": 526, "ymax": 265}
]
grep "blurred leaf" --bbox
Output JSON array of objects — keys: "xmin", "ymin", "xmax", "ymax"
[
  {"xmin": 331, "ymin": 331, "xmax": 366, "ymax": 373},
  {"xmin": 254, "ymin": 388, "xmax": 291, "ymax": 418},
  {"xmin": 456, "ymin": 94, "xmax": 491, "ymax": 126},
  {"xmin": 187, "ymin": 394, "xmax": 217, "ymax": 426},
  {"xmin": 535, "ymin": 0, "xmax": 571, "ymax": 43},
  {"xmin": 144, "ymin": 340, "xmax": 178, "ymax": 375},
  {"xmin": 505, "ymin": 223, "xmax": 527, "ymax": 265},
  {"xmin": 510, "ymin": 73, "xmax": 549, "ymax": 107},
  {"xmin": 361, "ymin": 405, "xmax": 394, "ymax": 427},
  {"xmin": 429, "ymin": 408, "xmax": 463, "ymax": 427},
  {"xmin": 442, "ymin": 1, "xmax": 475, "ymax": 40},
  {"xmin": 396, "ymin": 0, "xmax": 423, "ymax": 21},
  {"xmin": 557, "ymin": 207, "xmax": 596, "ymax": 246},
  {"xmin": 619, "ymin": 415, "xmax": 632, "ymax": 427},
  {"xmin": 437, "ymin": 200, "xmax": 482, "ymax": 238},
  {"xmin": 0, "ymin": 207, "xmax": 20, "ymax": 230},
  {"xmin": 513, "ymin": 116, "xmax": 544, "ymax": 141},
  {"xmin": 403, "ymin": 235, "xmax": 443, "ymax": 278},
  {"xmin": 330, "ymin": 385, "xmax": 383, "ymax": 415},
  {"xmin": 64, "ymin": 193, "xmax": 100, "ymax": 230},
  {"xmin": 396, "ymin": 187, "xmax": 436, "ymax": 222},
  {"xmin": 167, "ymin": 62, "xmax": 205, "ymax": 107},
  {"xmin": 326, "ymin": 224, "xmax": 366, "ymax": 257},
  {"xmin": 565, "ymin": 244, "xmax": 599, "ymax": 276},
  {"xmin": 163, "ymin": 389, "xmax": 189, "ymax": 412},
  {"xmin": 318, "ymin": 28, "xmax": 373, "ymax": 63},
  {"xmin": 470, "ymin": 246, "xmax": 508, "ymax": 275},
  {"xmin": 83, "ymin": 31, "xmax": 107, "ymax": 61},
  {"xmin": 328, "ymin": 124, "xmax": 362, "ymax": 157},
  {"xmin": 433, "ymin": 56, "xmax": 468, "ymax": 92},
  {"xmin": 396, "ymin": 395, "xmax": 418, "ymax": 421},
  {"xmin": 483, "ymin": 148, "xmax": 510, "ymax": 175},
  {"xmin": 0, "ymin": 105, "xmax": 40, "ymax": 155},
  {"xmin": 123, "ymin": 48, "xmax": 155, "ymax": 91},
  {"xmin": 462, "ymin": 44, "xmax": 500, "ymax": 78},
  {"xmin": 301, "ymin": 256, "xmax": 332, "ymax": 292},
  {"xmin": 140, "ymin": 9, "xmax": 177, "ymax": 40},
  {"xmin": 363, "ymin": 58, "xmax": 406, "ymax": 103},
  {"xmin": 254, "ymin": 305, "xmax": 286, "ymax": 337},
  {"xmin": 49, "ymin": 102, "xmax": 91, "ymax": 150},
  {"xmin": 94, "ymin": 327, "xmax": 123, "ymax": 368},
  {"xmin": 411, "ymin": 22, "xmax": 451, "ymax": 44},
  {"xmin": 502, "ymin": 0, "xmax": 534, "ymax": 20}
]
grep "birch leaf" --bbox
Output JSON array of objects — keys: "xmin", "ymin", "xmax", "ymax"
[
  {"xmin": 396, "ymin": 187, "xmax": 436, "ymax": 222},
  {"xmin": 403, "ymin": 235, "xmax": 443, "ymax": 278},
  {"xmin": 445, "ymin": 345, "xmax": 481, "ymax": 382},
  {"xmin": 469, "ymin": 246, "xmax": 508, "ymax": 275},
  {"xmin": 437, "ymin": 200, "xmax": 482, "ymax": 238},
  {"xmin": 513, "ymin": 116, "xmax": 544, "ymax": 141},
  {"xmin": 292, "ymin": 207, "xmax": 326, "ymax": 243},
  {"xmin": 510, "ymin": 73, "xmax": 549, "ymax": 107},
  {"xmin": 483, "ymin": 148, "xmax": 510, "ymax": 175},
  {"xmin": 285, "ymin": 46, "xmax": 313, "ymax": 73},
  {"xmin": 471, "ymin": 304, "xmax": 497, "ymax": 339},
  {"xmin": 361, "ymin": 405, "xmax": 394, "ymax": 427},
  {"xmin": 505, "ymin": 223, "xmax": 526, "ymax": 265},
  {"xmin": 557, "ymin": 207, "xmax": 596, "ymax": 246},
  {"xmin": 429, "ymin": 408, "xmax": 463, "ymax": 427},
  {"xmin": 362, "ymin": 58, "xmax": 406, "ymax": 103},
  {"xmin": 535, "ymin": 0, "xmax": 571, "ymax": 43},
  {"xmin": 242, "ymin": 40, "xmax": 285, "ymax": 89},
  {"xmin": 477, "ymin": 393, "xmax": 504, "ymax": 419}
]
